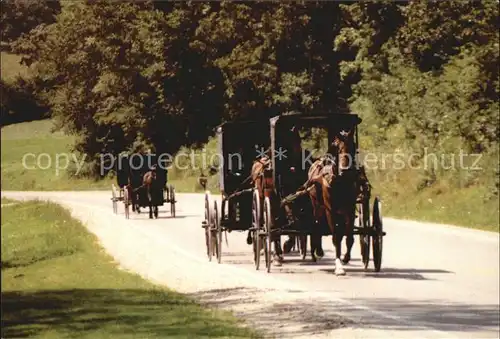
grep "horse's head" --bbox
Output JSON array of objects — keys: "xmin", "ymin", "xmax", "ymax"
[
  {"xmin": 330, "ymin": 128, "xmax": 355, "ymax": 173},
  {"xmin": 251, "ymin": 155, "xmax": 273, "ymax": 196},
  {"xmin": 143, "ymin": 165, "xmax": 158, "ymax": 185},
  {"xmin": 321, "ymin": 128, "xmax": 356, "ymax": 186},
  {"xmin": 150, "ymin": 164, "xmax": 158, "ymax": 177}
]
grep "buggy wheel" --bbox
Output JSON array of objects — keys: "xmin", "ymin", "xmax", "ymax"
[
  {"xmin": 252, "ymin": 189, "xmax": 261, "ymax": 270},
  {"xmin": 170, "ymin": 185, "xmax": 176, "ymax": 218},
  {"xmin": 221, "ymin": 199, "xmax": 229, "ymax": 248},
  {"xmin": 372, "ymin": 197, "xmax": 383, "ymax": 272},
  {"xmin": 214, "ymin": 200, "xmax": 222, "ymax": 264},
  {"xmin": 204, "ymin": 192, "xmax": 214, "ymax": 261},
  {"xmin": 263, "ymin": 197, "xmax": 272, "ymax": 273},
  {"xmin": 111, "ymin": 185, "xmax": 117, "ymax": 214},
  {"xmin": 124, "ymin": 187, "xmax": 130, "ymax": 219},
  {"xmin": 358, "ymin": 200, "xmax": 370, "ymax": 270}
]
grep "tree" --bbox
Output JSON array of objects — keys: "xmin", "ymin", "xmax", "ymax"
[
  {"xmin": 13, "ymin": 1, "xmax": 225, "ymax": 175},
  {"xmin": 0, "ymin": 0, "xmax": 61, "ymax": 45}
]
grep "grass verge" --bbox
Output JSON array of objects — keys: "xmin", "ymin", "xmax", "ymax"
[
  {"xmin": 1, "ymin": 200, "xmax": 260, "ymax": 338},
  {"xmin": 368, "ymin": 170, "xmax": 499, "ymax": 232}
]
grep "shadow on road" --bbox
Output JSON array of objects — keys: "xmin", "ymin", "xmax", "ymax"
[
  {"xmin": 189, "ymin": 287, "xmax": 352, "ymax": 338},
  {"xmin": 219, "ymin": 250, "xmax": 453, "ymax": 280},
  {"xmin": 360, "ymin": 298, "xmax": 500, "ymax": 333},
  {"xmin": 1, "ymin": 288, "xmax": 252, "ymax": 338},
  {"xmin": 155, "ymin": 215, "xmax": 188, "ymax": 220},
  {"xmin": 188, "ymin": 287, "xmax": 500, "ymax": 337},
  {"xmin": 319, "ymin": 267, "xmax": 453, "ymax": 280}
]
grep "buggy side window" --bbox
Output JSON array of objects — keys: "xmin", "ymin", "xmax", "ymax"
[{"xmin": 302, "ymin": 127, "xmax": 328, "ymax": 158}]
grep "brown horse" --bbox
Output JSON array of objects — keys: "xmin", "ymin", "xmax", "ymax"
[
  {"xmin": 143, "ymin": 165, "xmax": 160, "ymax": 219},
  {"xmin": 306, "ymin": 159, "xmax": 372, "ymax": 263},
  {"xmin": 248, "ymin": 126, "xmax": 307, "ymax": 266},
  {"xmin": 306, "ymin": 129, "xmax": 358, "ymax": 275}
]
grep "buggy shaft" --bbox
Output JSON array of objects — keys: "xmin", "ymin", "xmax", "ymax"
[
  {"xmin": 225, "ymin": 188, "xmax": 253, "ymax": 201},
  {"xmin": 280, "ymin": 184, "xmax": 314, "ymax": 207}
]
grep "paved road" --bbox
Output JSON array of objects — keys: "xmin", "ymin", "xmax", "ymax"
[{"xmin": 3, "ymin": 191, "xmax": 499, "ymax": 339}]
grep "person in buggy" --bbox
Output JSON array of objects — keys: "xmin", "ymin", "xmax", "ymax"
[{"xmin": 278, "ymin": 126, "xmax": 314, "ymax": 255}]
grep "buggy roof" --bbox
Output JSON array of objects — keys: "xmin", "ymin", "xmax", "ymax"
[
  {"xmin": 215, "ymin": 112, "xmax": 361, "ymax": 133},
  {"xmin": 270, "ymin": 112, "xmax": 362, "ymax": 129},
  {"xmin": 215, "ymin": 118, "xmax": 269, "ymax": 132}
]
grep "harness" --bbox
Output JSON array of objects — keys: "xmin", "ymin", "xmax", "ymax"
[
  {"xmin": 229, "ymin": 156, "xmax": 271, "ymax": 195},
  {"xmin": 129, "ymin": 170, "xmax": 158, "ymax": 193}
]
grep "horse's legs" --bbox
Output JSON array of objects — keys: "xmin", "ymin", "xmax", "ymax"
[
  {"xmin": 308, "ymin": 185, "xmax": 324, "ymax": 262},
  {"xmin": 313, "ymin": 223, "xmax": 324, "ymax": 259},
  {"xmin": 310, "ymin": 231, "xmax": 324, "ymax": 262},
  {"xmin": 246, "ymin": 231, "xmax": 253, "ymax": 245},
  {"xmin": 300, "ymin": 235, "xmax": 307, "ymax": 260},
  {"xmin": 134, "ymin": 190, "xmax": 141, "ymax": 213},
  {"xmin": 310, "ymin": 229, "xmax": 318, "ymax": 262},
  {"xmin": 324, "ymin": 202, "xmax": 345, "ymax": 275},
  {"xmin": 147, "ymin": 188, "xmax": 153, "ymax": 219},
  {"xmin": 283, "ymin": 235, "xmax": 295, "ymax": 254},
  {"xmin": 343, "ymin": 213, "xmax": 355, "ymax": 264},
  {"xmin": 307, "ymin": 190, "xmax": 317, "ymax": 262},
  {"xmin": 330, "ymin": 214, "xmax": 345, "ymax": 276},
  {"xmin": 272, "ymin": 236, "xmax": 283, "ymax": 266},
  {"xmin": 130, "ymin": 190, "xmax": 136, "ymax": 212}
]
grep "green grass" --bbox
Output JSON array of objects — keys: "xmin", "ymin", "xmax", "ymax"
[
  {"xmin": 360, "ymin": 145, "xmax": 500, "ymax": 232},
  {"xmin": 168, "ymin": 137, "xmax": 220, "ymax": 194},
  {"xmin": 1, "ymin": 197, "xmax": 17, "ymax": 204},
  {"xmin": 1, "ymin": 200, "xmax": 260, "ymax": 339},
  {"xmin": 1, "ymin": 120, "xmax": 114, "ymax": 190},
  {"xmin": 0, "ymin": 51, "xmax": 29, "ymax": 83},
  {"xmin": 370, "ymin": 172, "xmax": 499, "ymax": 232}
]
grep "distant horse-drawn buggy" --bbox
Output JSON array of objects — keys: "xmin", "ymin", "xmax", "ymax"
[
  {"xmin": 201, "ymin": 112, "xmax": 385, "ymax": 275},
  {"xmin": 111, "ymin": 153, "xmax": 176, "ymax": 219}
]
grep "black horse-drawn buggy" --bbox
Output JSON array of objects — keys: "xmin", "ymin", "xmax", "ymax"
[
  {"xmin": 201, "ymin": 112, "xmax": 386, "ymax": 275},
  {"xmin": 111, "ymin": 153, "xmax": 176, "ymax": 219},
  {"xmin": 201, "ymin": 119, "xmax": 270, "ymax": 262}
]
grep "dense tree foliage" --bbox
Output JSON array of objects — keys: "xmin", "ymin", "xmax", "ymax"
[
  {"xmin": 0, "ymin": 0, "xmax": 61, "ymax": 44},
  {"xmin": 6, "ymin": 0, "xmax": 499, "ymax": 188},
  {"xmin": 0, "ymin": 76, "xmax": 49, "ymax": 125}
]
